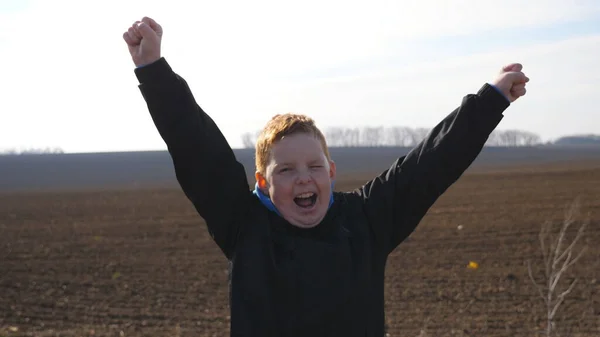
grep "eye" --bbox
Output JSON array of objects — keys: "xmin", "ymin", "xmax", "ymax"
[
  {"xmin": 279, "ymin": 168, "xmax": 291, "ymax": 173},
  {"xmin": 311, "ymin": 165, "xmax": 323, "ymax": 169}
]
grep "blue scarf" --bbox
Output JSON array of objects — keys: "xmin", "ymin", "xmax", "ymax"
[{"xmin": 252, "ymin": 181, "xmax": 335, "ymax": 216}]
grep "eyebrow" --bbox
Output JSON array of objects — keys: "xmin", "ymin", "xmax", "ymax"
[{"xmin": 275, "ymin": 158, "xmax": 324, "ymax": 167}]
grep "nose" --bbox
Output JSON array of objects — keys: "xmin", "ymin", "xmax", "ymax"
[{"xmin": 295, "ymin": 169, "xmax": 312, "ymax": 184}]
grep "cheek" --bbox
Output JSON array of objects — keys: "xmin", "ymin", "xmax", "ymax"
[
  {"xmin": 269, "ymin": 176, "xmax": 294, "ymax": 201},
  {"xmin": 316, "ymin": 170, "xmax": 333, "ymax": 185}
]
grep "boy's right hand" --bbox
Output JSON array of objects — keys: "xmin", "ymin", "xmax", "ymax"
[{"xmin": 122, "ymin": 17, "xmax": 163, "ymax": 67}]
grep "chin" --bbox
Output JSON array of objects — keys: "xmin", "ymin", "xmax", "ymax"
[
  {"xmin": 286, "ymin": 207, "xmax": 328, "ymax": 229},
  {"xmin": 290, "ymin": 219, "xmax": 321, "ymax": 229}
]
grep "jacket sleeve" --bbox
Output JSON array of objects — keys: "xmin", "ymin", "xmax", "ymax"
[
  {"xmin": 134, "ymin": 57, "xmax": 253, "ymax": 259},
  {"xmin": 353, "ymin": 84, "xmax": 509, "ymax": 256}
]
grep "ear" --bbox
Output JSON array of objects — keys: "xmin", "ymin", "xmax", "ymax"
[
  {"xmin": 328, "ymin": 160, "xmax": 337, "ymax": 181},
  {"xmin": 255, "ymin": 171, "xmax": 269, "ymax": 192}
]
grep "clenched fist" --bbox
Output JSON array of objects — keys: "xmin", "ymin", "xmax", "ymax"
[
  {"xmin": 490, "ymin": 63, "xmax": 530, "ymax": 103},
  {"xmin": 123, "ymin": 17, "xmax": 163, "ymax": 67}
]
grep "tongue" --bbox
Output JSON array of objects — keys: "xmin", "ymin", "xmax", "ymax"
[{"xmin": 295, "ymin": 197, "xmax": 313, "ymax": 207}]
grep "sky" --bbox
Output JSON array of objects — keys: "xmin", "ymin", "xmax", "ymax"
[{"xmin": 1, "ymin": 0, "xmax": 599, "ymax": 153}]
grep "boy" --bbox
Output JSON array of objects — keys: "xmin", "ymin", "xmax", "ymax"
[{"xmin": 123, "ymin": 17, "xmax": 529, "ymax": 337}]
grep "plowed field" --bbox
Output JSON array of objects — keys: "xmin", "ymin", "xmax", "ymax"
[{"xmin": 1, "ymin": 161, "xmax": 599, "ymax": 337}]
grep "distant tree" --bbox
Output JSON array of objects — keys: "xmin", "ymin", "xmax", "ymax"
[
  {"xmin": 241, "ymin": 131, "xmax": 260, "ymax": 149},
  {"xmin": 242, "ymin": 125, "xmax": 543, "ymax": 148},
  {"xmin": 341, "ymin": 128, "xmax": 360, "ymax": 146},
  {"xmin": 385, "ymin": 127, "xmax": 413, "ymax": 147},
  {"xmin": 410, "ymin": 128, "xmax": 432, "ymax": 145},
  {"xmin": 0, "ymin": 148, "xmax": 18, "ymax": 155},
  {"xmin": 553, "ymin": 134, "xmax": 600, "ymax": 146},
  {"xmin": 324, "ymin": 127, "xmax": 345, "ymax": 147},
  {"xmin": 360, "ymin": 127, "xmax": 384, "ymax": 146},
  {"xmin": 486, "ymin": 130, "xmax": 542, "ymax": 147},
  {"xmin": 0, "ymin": 147, "xmax": 64, "ymax": 155},
  {"xmin": 519, "ymin": 131, "xmax": 542, "ymax": 146},
  {"xmin": 500, "ymin": 130, "xmax": 519, "ymax": 146},
  {"xmin": 485, "ymin": 131, "xmax": 500, "ymax": 146}
]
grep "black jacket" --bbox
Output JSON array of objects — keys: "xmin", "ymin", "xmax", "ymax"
[{"xmin": 134, "ymin": 57, "xmax": 509, "ymax": 337}]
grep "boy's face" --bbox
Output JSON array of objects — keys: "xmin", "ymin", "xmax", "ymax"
[{"xmin": 256, "ymin": 132, "xmax": 336, "ymax": 228}]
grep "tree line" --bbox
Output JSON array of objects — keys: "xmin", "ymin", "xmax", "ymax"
[
  {"xmin": 241, "ymin": 126, "xmax": 542, "ymax": 148},
  {"xmin": 0, "ymin": 147, "xmax": 64, "ymax": 155},
  {"xmin": 4, "ymin": 132, "xmax": 597, "ymax": 155}
]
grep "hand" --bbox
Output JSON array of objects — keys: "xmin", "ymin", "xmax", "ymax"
[
  {"xmin": 491, "ymin": 63, "xmax": 530, "ymax": 103},
  {"xmin": 122, "ymin": 17, "xmax": 163, "ymax": 67}
]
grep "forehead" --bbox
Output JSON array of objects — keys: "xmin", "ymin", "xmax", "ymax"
[{"xmin": 270, "ymin": 132, "xmax": 325, "ymax": 162}]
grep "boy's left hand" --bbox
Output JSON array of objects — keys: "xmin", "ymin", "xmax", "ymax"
[{"xmin": 491, "ymin": 63, "xmax": 530, "ymax": 103}]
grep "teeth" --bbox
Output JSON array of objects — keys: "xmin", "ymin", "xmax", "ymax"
[{"xmin": 296, "ymin": 192, "xmax": 315, "ymax": 199}]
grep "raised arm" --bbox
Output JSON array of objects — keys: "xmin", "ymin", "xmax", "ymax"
[
  {"xmin": 123, "ymin": 17, "xmax": 253, "ymax": 259},
  {"xmin": 354, "ymin": 65, "xmax": 529, "ymax": 256}
]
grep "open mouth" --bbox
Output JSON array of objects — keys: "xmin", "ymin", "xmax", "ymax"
[{"xmin": 294, "ymin": 192, "xmax": 317, "ymax": 208}]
